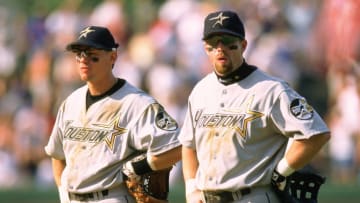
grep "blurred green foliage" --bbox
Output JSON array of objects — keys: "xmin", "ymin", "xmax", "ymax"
[{"xmin": 0, "ymin": 0, "xmax": 167, "ymax": 33}]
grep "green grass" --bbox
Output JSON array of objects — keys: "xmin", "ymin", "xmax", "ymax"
[
  {"xmin": 0, "ymin": 182, "xmax": 359, "ymax": 203},
  {"xmin": 0, "ymin": 183, "xmax": 186, "ymax": 203},
  {"xmin": 0, "ymin": 187, "xmax": 58, "ymax": 203},
  {"xmin": 319, "ymin": 183, "xmax": 360, "ymax": 203}
]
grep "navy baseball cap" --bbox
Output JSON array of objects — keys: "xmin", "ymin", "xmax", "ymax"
[
  {"xmin": 203, "ymin": 10, "xmax": 245, "ymax": 40},
  {"xmin": 66, "ymin": 26, "xmax": 119, "ymax": 51}
]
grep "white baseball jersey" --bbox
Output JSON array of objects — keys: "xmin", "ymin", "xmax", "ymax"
[
  {"xmin": 178, "ymin": 66, "xmax": 329, "ymax": 191},
  {"xmin": 45, "ymin": 80, "xmax": 180, "ymax": 193}
]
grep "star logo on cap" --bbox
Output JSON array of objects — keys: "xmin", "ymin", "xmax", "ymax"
[
  {"xmin": 78, "ymin": 27, "xmax": 96, "ymax": 39},
  {"xmin": 209, "ymin": 12, "xmax": 230, "ymax": 28}
]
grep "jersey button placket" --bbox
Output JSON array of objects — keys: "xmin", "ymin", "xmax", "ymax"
[{"xmin": 220, "ymin": 89, "xmax": 227, "ymax": 108}]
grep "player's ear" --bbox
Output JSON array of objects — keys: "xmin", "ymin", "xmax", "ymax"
[
  {"xmin": 110, "ymin": 50, "xmax": 117, "ymax": 63},
  {"xmin": 203, "ymin": 42, "xmax": 212, "ymax": 56},
  {"xmin": 240, "ymin": 39, "xmax": 247, "ymax": 51}
]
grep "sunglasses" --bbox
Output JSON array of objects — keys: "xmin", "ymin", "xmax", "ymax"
[
  {"xmin": 75, "ymin": 50, "xmax": 100, "ymax": 62},
  {"xmin": 205, "ymin": 35, "xmax": 240, "ymax": 50}
]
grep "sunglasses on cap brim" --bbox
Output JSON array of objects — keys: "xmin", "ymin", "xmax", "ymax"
[
  {"xmin": 204, "ymin": 35, "xmax": 240, "ymax": 47},
  {"xmin": 74, "ymin": 50, "xmax": 100, "ymax": 62}
]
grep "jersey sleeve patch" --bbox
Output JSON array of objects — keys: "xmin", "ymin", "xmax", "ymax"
[
  {"xmin": 155, "ymin": 111, "xmax": 178, "ymax": 131},
  {"xmin": 289, "ymin": 98, "xmax": 314, "ymax": 120}
]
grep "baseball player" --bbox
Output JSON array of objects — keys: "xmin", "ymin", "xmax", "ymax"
[
  {"xmin": 178, "ymin": 11, "xmax": 331, "ymax": 203},
  {"xmin": 45, "ymin": 26, "xmax": 181, "ymax": 203}
]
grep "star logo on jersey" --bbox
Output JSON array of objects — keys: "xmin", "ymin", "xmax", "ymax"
[
  {"xmin": 78, "ymin": 27, "xmax": 95, "ymax": 39},
  {"xmin": 93, "ymin": 117, "xmax": 127, "ymax": 150},
  {"xmin": 194, "ymin": 95, "xmax": 263, "ymax": 139},
  {"xmin": 209, "ymin": 12, "xmax": 230, "ymax": 28},
  {"xmin": 232, "ymin": 96, "xmax": 264, "ymax": 138}
]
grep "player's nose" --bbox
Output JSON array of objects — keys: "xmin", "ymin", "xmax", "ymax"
[
  {"xmin": 76, "ymin": 56, "xmax": 92, "ymax": 64},
  {"xmin": 213, "ymin": 43, "xmax": 228, "ymax": 54}
]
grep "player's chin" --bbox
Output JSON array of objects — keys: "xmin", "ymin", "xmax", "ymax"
[
  {"xmin": 215, "ymin": 65, "xmax": 232, "ymax": 75},
  {"xmin": 215, "ymin": 59, "xmax": 231, "ymax": 67},
  {"xmin": 79, "ymin": 74, "xmax": 91, "ymax": 81}
]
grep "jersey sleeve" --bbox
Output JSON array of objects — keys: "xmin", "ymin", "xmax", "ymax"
[
  {"xmin": 130, "ymin": 103, "xmax": 181, "ymax": 155},
  {"xmin": 44, "ymin": 102, "xmax": 66, "ymax": 160},
  {"xmin": 178, "ymin": 100, "xmax": 196, "ymax": 148},
  {"xmin": 269, "ymin": 89, "xmax": 330, "ymax": 140}
]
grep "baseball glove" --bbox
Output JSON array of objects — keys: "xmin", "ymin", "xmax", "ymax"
[
  {"xmin": 271, "ymin": 165, "xmax": 326, "ymax": 203},
  {"xmin": 122, "ymin": 154, "xmax": 171, "ymax": 203},
  {"xmin": 124, "ymin": 168, "xmax": 171, "ymax": 203}
]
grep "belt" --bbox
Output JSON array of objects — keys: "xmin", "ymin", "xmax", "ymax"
[
  {"xmin": 68, "ymin": 189, "xmax": 109, "ymax": 201},
  {"xmin": 203, "ymin": 188, "xmax": 251, "ymax": 203}
]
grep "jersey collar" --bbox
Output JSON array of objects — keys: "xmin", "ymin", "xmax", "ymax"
[
  {"xmin": 215, "ymin": 60, "xmax": 257, "ymax": 85},
  {"xmin": 86, "ymin": 78, "xmax": 125, "ymax": 110}
]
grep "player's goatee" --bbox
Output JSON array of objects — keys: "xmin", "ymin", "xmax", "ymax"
[{"xmin": 215, "ymin": 64, "xmax": 233, "ymax": 76}]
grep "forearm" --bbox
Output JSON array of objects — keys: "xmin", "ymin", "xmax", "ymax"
[
  {"xmin": 182, "ymin": 146, "xmax": 202, "ymax": 201},
  {"xmin": 52, "ymin": 158, "xmax": 66, "ymax": 186},
  {"xmin": 148, "ymin": 146, "xmax": 182, "ymax": 170},
  {"xmin": 285, "ymin": 132, "xmax": 330, "ymax": 170},
  {"xmin": 182, "ymin": 146, "xmax": 198, "ymax": 180},
  {"xmin": 52, "ymin": 158, "xmax": 69, "ymax": 203}
]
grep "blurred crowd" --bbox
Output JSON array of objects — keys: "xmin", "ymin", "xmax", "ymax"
[{"xmin": 0, "ymin": 0, "xmax": 359, "ymax": 189}]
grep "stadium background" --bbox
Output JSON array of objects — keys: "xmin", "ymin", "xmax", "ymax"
[{"xmin": 0, "ymin": 0, "xmax": 360, "ymax": 202}]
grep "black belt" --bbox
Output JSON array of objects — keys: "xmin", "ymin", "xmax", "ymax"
[
  {"xmin": 203, "ymin": 188, "xmax": 251, "ymax": 203},
  {"xmin": 68, "ymin": 189, "xmax": 109, "ymax": 201}
]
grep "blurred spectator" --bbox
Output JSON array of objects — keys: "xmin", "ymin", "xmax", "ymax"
[
  {"xmin": 312, "ymin": 0, "xmax": 360, "ymax": 184},
  {"xmin": 24, "ymin": 48, "xmax": 52, "ymax": 106},
  {"xmin": 0, "ymin": 6, "xmax": 17, "ymax": 79},
  {"xmin": 12, "ymin": 95, "xmax": 50, "ymax": 181},
  {"xmin": 0, "ymin": 0, "xmax": 358, "ymax": 191},
  {"xmin": 327, "ymin": 71, "xmax": 360, "ymax": 184},
  {"xmin": 51, "ymin": 52, "xmax": 82, "ymax": 111},
  {"xmin": 89, "ymin": 0, "xmax": 129, "ymax": 47},
  {"xmin": 113, "ymin": 33, "xmax": 155, "ymax": 88},
  {"xmin": 44, "ymin": 0, "xmax": 82, "ymax": 54},
  {"xmin": 0, "ymin": 114, "xmax": 20, "ymax": 188},
  {"xmin": 145, "ymin": 63, "xmax": 186, "ymax": 125}
]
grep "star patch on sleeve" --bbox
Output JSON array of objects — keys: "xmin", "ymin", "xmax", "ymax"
[
  {"xmin": 289, "ymin": 98, "xmax": 314, "ymax": 120},
  {"xmin": 155, "ymin": 111, "xmax": 178, "ymax": 131}
]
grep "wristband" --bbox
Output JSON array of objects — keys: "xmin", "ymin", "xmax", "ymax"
[
  {"xmin": 185, "ymin": 178, "xmax": 197, "ymax": 197},
  {"xmin": 132, "ymin": 157, "xmax": 154, "ymax": 175},
  {"xmin": 276, "ymin": 158, "xmax": 295, "ymax": 177}
]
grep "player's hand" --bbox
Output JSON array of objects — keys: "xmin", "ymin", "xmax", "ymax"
[
  {"xmin": 186, "ymin": 190, "xmax": 204, "ymax": 203},
  {"xmin": 122, "ymin": 161, "xmax": 141, "ymax": 181}
]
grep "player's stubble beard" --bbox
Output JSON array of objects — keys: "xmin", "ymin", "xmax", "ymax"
[
  {"xmin": 212, "ymin": 44, "xmax": 243, "ymax": 77},
  {"xmin": 213, "ymin": 55, "xmax": 236, "ymax": 77},
  {"xmin": 214, "ymin": 64, "xmax": 234, "ymax": 77},
  {"xmin": 214, "ymin": 43, "xmax": 245, "ymax": 77}
]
